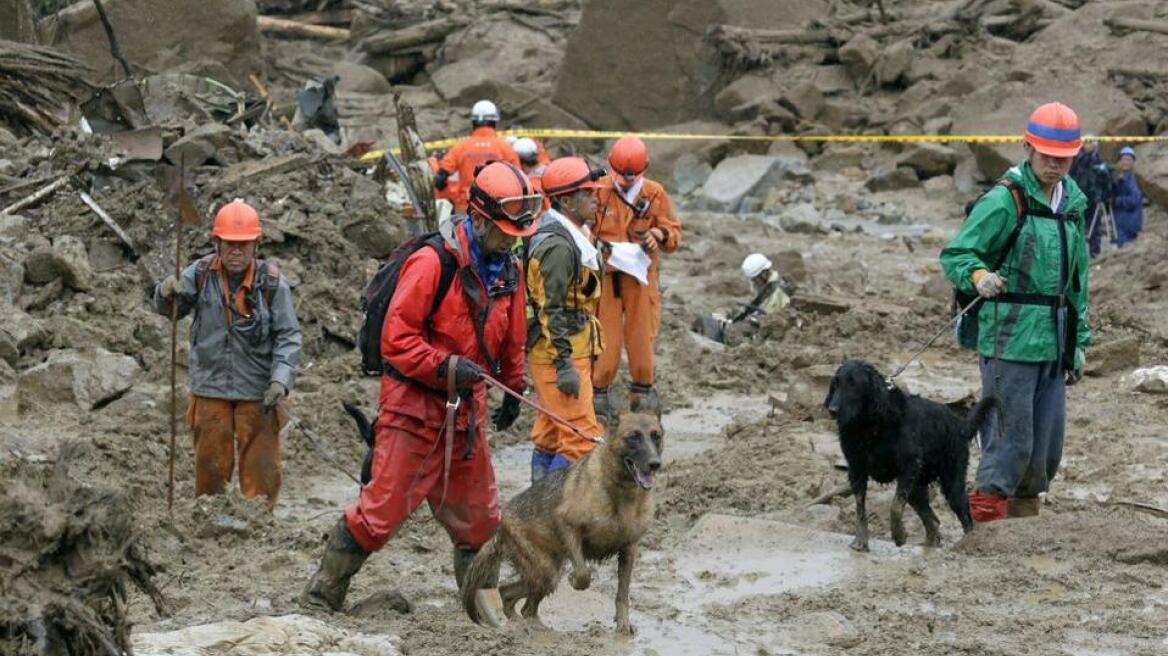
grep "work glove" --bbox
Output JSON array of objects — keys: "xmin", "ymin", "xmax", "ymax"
[
  {"xmin": 158, "ymin": 275, "xmax": 182, "ymax": 300},
  {"xmin": 442, "ymin": 356, "xmax": 485, "ymax": 392},
  {"xmin": 554, "ymin": 358, "xmax": 581, "ymax": 398},
  {"xmin": 973, "ymin": 270, "xmax": 1008, "ymax": 299},
  {"xmin": 1066, "ymin": 347, "xmax": 1086, "ymax": 386},
  {"xmin": 263, "ymin": 381, "xmax": 287, "ymax": 409},
  {"xmin": 434, "ymin": 169, "xmax": 449, "ymax": 191},
  {"xmin": 640, "ymin": 227, "xmax": 665, "ymax": 254},
  {"xmin": 492, "ymin": 395, "xmax": 521, "ymax": 431}
]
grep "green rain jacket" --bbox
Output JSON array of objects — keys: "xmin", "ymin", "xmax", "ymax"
[{"xmin": 940, "ymin": 160, "xmax": 1091, "ymax": 364}]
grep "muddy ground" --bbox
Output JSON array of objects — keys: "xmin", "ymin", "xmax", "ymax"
[{"xmin": 3, "ymin": 157, "xmax": 1166, "ymax": 655}]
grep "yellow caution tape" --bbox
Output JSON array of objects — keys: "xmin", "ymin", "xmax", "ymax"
[{"xmin": 359, "ymin": 129, "xmax": 1166, "ymax": 161}]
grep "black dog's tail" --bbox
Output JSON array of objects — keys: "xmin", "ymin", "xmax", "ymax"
[
  {"xmin": 461, "ymin": 530, "xmax": 507, "ymax": 625},
  {"xmin": 342, "ymin": 402, "xmax": 374, "ymax": 447},
  {"xmin": 963, "ymin": 397, "xmax": 996, "ymax": 440}
]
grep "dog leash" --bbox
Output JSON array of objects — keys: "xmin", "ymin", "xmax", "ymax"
[
  {"xmin": 281, "ymin": 414, "xmax": 364, "ymax": 486},
  {"xmin": 885, "ymin": 296, "xmax": 983, "ymax": 388},
  {"xmin": 481, "ymin": 372, "xmax": 605, "ymax": 444}
]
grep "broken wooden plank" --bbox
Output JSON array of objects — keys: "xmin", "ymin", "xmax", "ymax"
[
  {"xmin": 1104, "ymin": 16, "xmax": 1168, "ymax": 37},
  {"xmin": 80, "ymin": 192, "xmax": 137, "ymax": 258},
  {"xmin": 219, "ymin": 154, "xmax": 312, "ymax": 186},
  {"xmin": 0, "ymin": 175, "xmax": 70, "ymax": 216},
  {"xmin": 284, "ymin": 9, "xmax": 356, "ymax": 26},
  {"xmin": 257, "ymin": 15, "xmax": 350, "ymax": 41}
]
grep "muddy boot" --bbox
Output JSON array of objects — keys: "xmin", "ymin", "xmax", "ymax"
[
  {"xmin": 1007, "ymin": 496, "xmax": 1041, "ymax": 518},
  {"xmin": 593, "ymin": 386, "xmax": 614, "ymax": 425},
  {"xmin": 301, "ymin": 518, "xmax": 370, "ymax": 612},
  {"xmin": 628, "ymin": 384, "xmax": 660, "ymax": 418}
]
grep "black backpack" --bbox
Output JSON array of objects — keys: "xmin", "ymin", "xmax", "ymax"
[
  {"xmin": 953, "ymin": 179, "xmax": 1026, "ymax": 349},
  {"xmin": 357, "ymin": 232, "xmax": 458, "ymax": 376}
]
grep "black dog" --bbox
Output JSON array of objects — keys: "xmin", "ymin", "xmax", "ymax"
[
  {"xmin": 823, "ymin": 360, "xmax": 994, "ymax": 551},
  {"xmin": 342, "ymin": 402, "xmax": 375, "ymax": 485}
]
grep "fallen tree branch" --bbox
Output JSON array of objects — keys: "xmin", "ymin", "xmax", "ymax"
[
  {"xmin": 358, "ymin": 16, "xmax": 470, "ymax": 55},
  {"xmin": 256, "ymin": 15, "xmax": 350, "ymax": 41},
  {"xmin": 807, "ymin": 484, "xmax": 853, "ymax": 506},
  {"xmin": 92, "ymin": 0, "xmax": 132, "ymax": 79},
  {"xmin": 79, "ymin": 192, "xmax": 137, "ymax": 258},
  {"xmin": 0, "ymin": 175, "xmax": 70, "ymax": 216}
]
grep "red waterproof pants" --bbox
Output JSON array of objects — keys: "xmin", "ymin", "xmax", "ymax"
[{"xmin": 344, "ymin": 420, "xmax": 500, "ymax": 553}]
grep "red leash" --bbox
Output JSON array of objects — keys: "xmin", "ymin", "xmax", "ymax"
[{"xmin": 481, "ymin": 373, "xmax": 603, "ymax": 444}]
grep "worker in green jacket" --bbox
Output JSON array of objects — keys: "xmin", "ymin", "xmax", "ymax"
[{"xmin": 940, "ymin": 102, "xmax": 1090, "ymax": 523}]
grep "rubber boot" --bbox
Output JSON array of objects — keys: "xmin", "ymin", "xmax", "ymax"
[
  {"xmin": 593, "ymin": 386, "xmax": 614, "ymax": 425},
  {"xmin": 628, "ymin": 384, "xmax": 660, "ymax": 418},
  {"xmin": 1007, "ymin": 496, "xmax": 1041, "ymax": 518},
  {"xmin": 301, "ymin": 518, "xmax": 370, "ymax": 612}
]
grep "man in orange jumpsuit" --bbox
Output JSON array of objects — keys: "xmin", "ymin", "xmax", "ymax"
[
  {"xmin": 591, "ymin": 136, "xmax": 682, "ymax": 422},
  {"xmin": 301, "ymin": 162, "xmax": 539, "ymax": 612},
  {"xmin": 435, "ymin": 100, "xmax": 521, "ymax": 212}
]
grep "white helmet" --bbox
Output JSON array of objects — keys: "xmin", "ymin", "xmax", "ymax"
[
  {"xmin": 471, "ymin": 99, "xmax": 500, "ymax": 123},
  {"xmin": 513, "ymin": 137, "xmax": 538, "ymax": 160},
  {"xmin": 741, "ymin": 253, "xmax": 772, "ymax": 280},
  {"xmin": 505, "ymin": 135, "xmax": 519, "ymax": 145}
]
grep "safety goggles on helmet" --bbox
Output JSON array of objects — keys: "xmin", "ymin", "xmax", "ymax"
[{"xmin": 469, "ymin": 186, "xmax": 543, "ymax": 236}]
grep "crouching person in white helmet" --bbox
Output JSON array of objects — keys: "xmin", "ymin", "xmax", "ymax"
[{"xmin": 691, "ymin": 253, "xmax": 792, "ymax": 346}]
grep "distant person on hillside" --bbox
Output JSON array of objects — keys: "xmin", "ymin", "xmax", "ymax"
[
  {"xmin": 1111, "ymin": 146, "xmax": 1144, "ymax": 248},
  {"xmin": 691, "ymin": 253, "xmax": 791, "ymax": 346},
  {"xmin": 1069, "ymin": 136, "xmax": 1113, "ymax": 257}
]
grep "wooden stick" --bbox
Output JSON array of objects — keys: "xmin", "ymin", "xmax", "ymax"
[
  {"xmin": 79, "ymin": 192, "xmax": 137, "ymax": 257},
  {"xmin": 257, "ymin": 15, "xmax": 349, "ymax": 41},
  {"xmin": 167, "ymin": 156, "xmax": 186, "ymax": 513},
  {"xmin": 0, "ymin": 175, "xmax": 69, "ymax": 216},
  {"xmin": 358, "ymin": 17, "xmax": 468, "ymax": 54},
  {"xmin": 92, "ymin": 0, "xmax": 132, "ymax": 79},
  {"xmin": 807, "ymin": 484, "xmax": 853, "ymax": 506},
  {"xmin": 1104, "ymin": 16, "xmax": 1168, "ymax": 36}
]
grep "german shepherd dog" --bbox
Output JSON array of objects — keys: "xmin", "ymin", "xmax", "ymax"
[
  {"xmin": 824, "ymin": 360, "xmax": 994, "ymax": 552},
  {"xmin": 460, "ymin": 413, "xmax": 663, "ymax": 635}
]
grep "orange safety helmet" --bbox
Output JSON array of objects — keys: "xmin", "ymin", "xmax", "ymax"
[
  {"xmin": 211, "ymin": 199, "xmax": 262, "ymax": 241},
  {"xmin": 540, "ymin": 157, "xmax": 605, "ymax": 198},
  {"xmin": 608, "ymin": 135, "xmax": 649, "ymax": 178},
  {"xmin": 467, "ymin": 161, "xmax": 542, "ymax": 237},
  {"xmin": 1024, "ymin": 102, "xmax": 1082, "ymax": 158}
]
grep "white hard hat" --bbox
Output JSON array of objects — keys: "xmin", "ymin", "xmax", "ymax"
[
  {"xmin": 741, "ymin": 253, "xmax": 772, "ymax": 280},
  {"xmin": 471, "ymin": 99, "xmax": 500, "ymax": 123},
  {"xmin": 505, "ymin": 135, "xmax": 519, "ymax": 145},
  {"xmin": 513, "ymin": 137, "xmax": 538, "ymax": 159}
]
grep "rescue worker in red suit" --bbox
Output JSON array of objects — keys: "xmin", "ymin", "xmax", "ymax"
[
  {"xmin": 435, "ymin": 100, "xmax": 521, "ymax": 213},
  {"xmin": 301, "ymin": 162, "xmax": 542, "ymax": 611}
]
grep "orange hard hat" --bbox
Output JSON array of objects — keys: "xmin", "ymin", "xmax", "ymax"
[
  {"xmin": 468, "ymin": 161, "xmax": 542, "ymax": 237},
  {"xmin": 540, "ymin": 157, "xmax": 604, "ymax": 198},
  {"xmin": 608, "ymin": 135, "xmax": 649, "ymax": 177},
  {"xmin": 211, "ymin": 199, "xmax": 262, "ymax": 241},
  {"xmin": 1024, "ymin": 102, "xmax": 1082, "ymax": 158}
]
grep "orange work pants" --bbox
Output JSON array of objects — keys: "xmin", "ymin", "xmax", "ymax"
[
  {"xmin": 187, "ymin": 396, "xmax": 282, "ymax": 510},
  {"xmin": 530, "ymin": 358, "xmax": 604, "ymax": 462},
  {"xmin": 592, "ymin": 270, "xmax": 660, "ymax": 388}
]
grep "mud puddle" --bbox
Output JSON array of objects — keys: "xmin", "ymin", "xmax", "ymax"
[{"xmin": 661, "ymin": 393, "xmax": 770, "ymax": 460}]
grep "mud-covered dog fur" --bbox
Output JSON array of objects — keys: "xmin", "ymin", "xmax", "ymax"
[
  {"xmin": 460, "ymin": 413, "xmax": 663, "ymax": 635},
  {"xmin": 824, "ymin": 360, "xmax": 994, "ymax": 551},
  {"xmin": 342, "ymin": 402, "xmax": 375, "ymax": 485}
]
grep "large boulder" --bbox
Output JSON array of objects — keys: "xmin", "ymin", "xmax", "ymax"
[
  {"xmin": 22, "ymin": 236, "xmax": 92, "ymax": 291},
  {"xmin": 0, "ymin": 305, "xmax": 44, "ymax": 366},
  {"xmin": 38, "ymin": 0, "xmax": 261, "ymax": 87},
  {"xmin": 553, "ymin": 0, "xmax": 827, "ymax": 129},
  {"xmin": 895, "ymin": 143, "xmax": 958, "ymax": 179},
  {"xmin": 18, "ymin": 347, "xmax": 140, "ymax": 412},
  {"xmin": 673, "ymin": 153, "xmax": 713, "ymax": 196},
  {"xmin": 865, "ymin": 165, "xmax": 920, "ymax": 192},
  {"xmin": 431, "ymin": 15, "xmax": 558, "ymax": 105},
  {"xmin": 700, "ymin": 155, "xmax": 791, "ymax": 212},
  {"xmin": 332, "ymin": 61, "xmax": 391, "ymax": 95},
  {"xmin": 838, "ymin": 33, "xmax": 879, "ymax": 83}
]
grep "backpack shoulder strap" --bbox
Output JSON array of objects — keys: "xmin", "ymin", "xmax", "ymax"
[
  {"xmin": 423, "ymin": 235, "xmax": 459, "ymax": 315},
  {"xmin": 992, "ymin": 179, "xmax": 1028, "ymax": 270},
  {"xmin": 193, "ymin": 253, "xmax": 216, "ymax": 294},
  {"xmin": 257, "ymin": 260, "xmax": 281, "ymax": 306}
]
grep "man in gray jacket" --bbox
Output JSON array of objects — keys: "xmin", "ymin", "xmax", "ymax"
[{"xmin": 154, "ymin": 199, "xmax": 302, "ymax": 511}]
